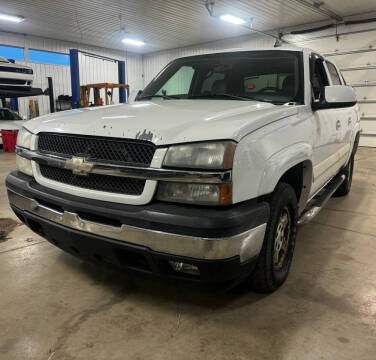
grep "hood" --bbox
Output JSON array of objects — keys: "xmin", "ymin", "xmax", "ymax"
[
  {"xmin": 0, "ymin": 120, "xmax": 25, "ymax": 131},
  {"xmin": 24, "ymin": 100, "xmax": 298, "ymax": 145}
]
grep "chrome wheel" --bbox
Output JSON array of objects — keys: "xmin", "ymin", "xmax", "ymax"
[{"xmin": 273, "ymin": 206, "xmax": 291, "ymax": 270}]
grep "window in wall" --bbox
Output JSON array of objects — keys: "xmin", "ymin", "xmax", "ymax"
[
  {"xmin": 29, "ymin": 49, "xmax": 70, "ymax": 66},
  {"xmin": 326, "ymin": 62, "xmax": 342, "ymax": 85},
  {"xmin": 0, "ymin": 45, "xmax": 25, "ymax": 61}
]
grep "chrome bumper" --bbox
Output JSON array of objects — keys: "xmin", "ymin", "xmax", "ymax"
[{"xmin": 8, "ymin": 190, "xmax": 266, "ymax": 262}]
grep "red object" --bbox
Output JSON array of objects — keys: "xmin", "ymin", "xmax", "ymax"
[
  {"xmin": 1, "ymin": 130, "xmax": 19, "ymax": 152},
  {"xmin": 247, "ymin": 83, "xmax": 254, "ymax": 89}
]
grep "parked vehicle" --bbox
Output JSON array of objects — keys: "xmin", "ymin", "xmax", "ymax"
[
  {"xmin": 6, "ymin": 47, "xmax": 360, "ymax": 292},
  {"xmin": 0, "ymin": 56, "xmax": 33, "ymax": 90},
  {"xmin": 0, "ymin": 108, "xmax": 25, "ymax": 145}
]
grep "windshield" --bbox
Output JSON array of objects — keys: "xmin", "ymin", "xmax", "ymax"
[
  {"xmin": 0, "ymin": 109, "xmax": 22, "ymax": 120},
  {"xmin": 139, "ymin": 50, "xmax": 304, "ymax": 105}
]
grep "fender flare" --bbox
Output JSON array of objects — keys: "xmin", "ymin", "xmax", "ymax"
[{"xmin": 258, "ymin": 142, "xmax": 313, "ymax": 213}]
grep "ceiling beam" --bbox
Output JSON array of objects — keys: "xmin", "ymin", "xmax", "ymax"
[{"xmin": 293, "ymin": 0, "xmax": 343, "ymax": 21}]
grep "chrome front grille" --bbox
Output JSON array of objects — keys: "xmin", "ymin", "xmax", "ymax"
[
  {"xmin": 37, "ymin": 133, "xmax": 156, "ymax": 196},
  {"xmin": 38, "ymin": 133, "xmax": 156, "ymax": 166}
]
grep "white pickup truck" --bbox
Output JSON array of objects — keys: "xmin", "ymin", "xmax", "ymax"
[{"xmin": 7, "ymin": 47, "xmax": 360, "ymax": 292}]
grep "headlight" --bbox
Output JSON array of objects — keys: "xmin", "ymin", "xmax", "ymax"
[
  {"xmin": 16, "ymin": 127, "xmax": 33, "ymax": 149},
  {"xmin": 156, "ymin": 182, "xmax": 232, "ymax": 205},
  {"xmin": 16, "ymin": 128, "xmax": 33, "ymax": 176},
  {"xmin": 16, "ymin": 155, "xmax": 33, "ymax": 176},
  {"xmin": 163, "ymin": 141, "xmax": 236, "ymax": 169},
  {"xmin": 158, "ymin": 141, "xmax": 236, "ymax": 205},
  {"xmin": 26, "ymin": 68, "xmax": 33, "ymax": 74}
]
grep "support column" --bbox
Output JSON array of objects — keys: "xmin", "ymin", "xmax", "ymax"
[
  {"xmin": 10, "ymin": 98, "xmax": 19, "ymax": 112},
  {"xmin": 69, "ymin": 49, "xmax": 80, "ymax": 109},
  {"xmin": 118, "ymin": 61, "xmax": 126, "ymax": 103}
]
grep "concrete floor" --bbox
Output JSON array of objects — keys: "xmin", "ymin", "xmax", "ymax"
[{"xmin": 0, "ymin": 149, "xmax": 376, "ymax": 360}]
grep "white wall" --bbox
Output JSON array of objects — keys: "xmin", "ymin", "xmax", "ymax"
[
  {"xmin": 2, "ymin": 20, "xmax": 376, "ymax": 145},
  {"xmin": 0, "ymin": 31, "xmax": 143, "ymax": 118},
  {"xmin": 79, "ymin": 53, "xmax": 120, "ymax": 106}
]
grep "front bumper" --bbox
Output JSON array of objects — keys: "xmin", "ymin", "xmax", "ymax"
[{"xmin": 6, "ymin": 171, "xmax": 269, "ymax": 287}]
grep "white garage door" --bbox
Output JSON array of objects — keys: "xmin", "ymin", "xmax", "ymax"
[
  {"xmin": 326, "ymin": 47, "xmax": 376, "ymax": 147},
  {"xmin": 296, "ymin": 28, "xmax": 376, "ymax": 147}
]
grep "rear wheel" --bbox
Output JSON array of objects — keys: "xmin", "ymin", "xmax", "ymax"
[
  {"xmin": 249, "ymin": 183, "xmax": 297, "ymax": 293},
  {"xmin": 334, "ymin": 155, "xmax": 354, "ymax": 197}
]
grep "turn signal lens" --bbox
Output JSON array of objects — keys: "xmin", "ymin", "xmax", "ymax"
[
  {"xmin": 220, "ymin": 183, "xmax": 232, "ymax": 205},
  {"xmin": 156, "ymin": 182, "xmax": 232, "ymax": 205}
]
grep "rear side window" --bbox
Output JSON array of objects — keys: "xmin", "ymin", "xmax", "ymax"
[{"xmin": 326, "ymin": 62, "xmax": 341, "ymax": 85}]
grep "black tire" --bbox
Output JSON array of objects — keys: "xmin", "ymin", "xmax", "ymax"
[
  {"xmin": 249, "ymin": 183, "xmax": 298, "ymax": 293},
  {"xmin": 334, "ymin": 155, "xmax": 354, "ymax": 197}
]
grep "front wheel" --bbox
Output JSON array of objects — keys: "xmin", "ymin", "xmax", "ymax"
[{"xmin": 249, "ymin": 183, "xmax": 297, "ymax": 293}]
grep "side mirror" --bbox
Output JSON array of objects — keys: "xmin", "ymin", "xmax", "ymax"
[{"xmin": 312, "ymin": 85, "xmax": 357, "ymax": 110}]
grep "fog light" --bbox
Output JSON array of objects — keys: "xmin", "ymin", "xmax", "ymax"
[{"xmin": 169, "ymin": 261, "xmax": 200, "ymax": 276}]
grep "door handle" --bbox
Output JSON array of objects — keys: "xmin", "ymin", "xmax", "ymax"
[
  {"xmin": 336, "ymin": 120, "xmax": 341, "ymax": 130},
  {"xmin": 348, "ymin": 117, "xmax": 352, "ymax": 125}
]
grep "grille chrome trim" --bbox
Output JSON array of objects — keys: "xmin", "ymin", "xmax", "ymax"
[
  {"xmin": 37, "ymin": 132, "xmax": 155, "ymax": 167},
  {"xmin": 16, "ymin": 147, "xmax": 232, "ymax": 184},
  {"xmin": 8, "ymin": 189, "xmax": 266, "ymax": 261}
]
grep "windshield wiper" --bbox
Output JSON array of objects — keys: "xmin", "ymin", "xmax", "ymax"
[
  {"xmin": 137, "ymin": 94, "xmax": 181, "ymax": 101},
  {"xmin": 189, "ymin": 94, "xmax": 250, "ymax": 101}
]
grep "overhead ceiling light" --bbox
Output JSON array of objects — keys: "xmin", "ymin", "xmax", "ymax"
[
  {"xmin": 219, "ymin": 14, "xmax": 246, "ymax": 25},
  {"xmin": 0, "ymin": 13, "xmax": 24, "ymax": 23},
  {"xmin": 122, "ymin": 38, "xmax": 145, "ymax": 47}
]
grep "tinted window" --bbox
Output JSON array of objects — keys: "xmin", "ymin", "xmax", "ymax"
[
  {"xmin": 0, "ymin": 109, "xmax": 8, "ymax": 120},
  {"xmin": 140, "ymin": 51, "xmax": 304, "ymax": 105},
  {"xmin": 311, "ymin": 58, "xmax": 329, "ymax": 102},
  {"xmin": 0, "ymin": 109, "xmax": 21, "ymax": 120},
  {"xmin": 29, "ymin": 49, "xmax": 70, "ymax": 66},
  {"xmin": 326, "ymin": 62, "xmax": 341, "ymax": 85},
  {"xmin": 156, "ymin": 65, "xmax": 194, "ymax": 96}
]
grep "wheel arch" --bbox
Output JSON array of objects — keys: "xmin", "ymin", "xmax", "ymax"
[{"xmin": 258, "ymin": 143, "xmax": 313, "ymax": 215}]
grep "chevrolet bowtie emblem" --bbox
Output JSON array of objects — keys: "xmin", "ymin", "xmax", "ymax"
[{"xmin": 64, "ymin": 156, "xmax": 94, "ymax": 176}]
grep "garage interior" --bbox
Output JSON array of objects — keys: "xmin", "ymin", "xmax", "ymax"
[{"xmin": 1, "ymin": 1, "xmax": 376, "ymax": 359}]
